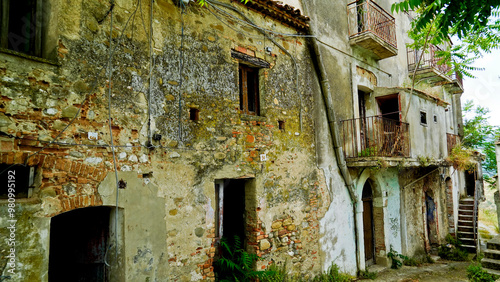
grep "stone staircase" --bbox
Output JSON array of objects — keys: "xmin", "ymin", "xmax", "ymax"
[
  {"xmin": 457, "ymin": 197, "xmax": 477, "ymax": 253},
  {"xmin": 482, "ymin": 236, "xmax": 500, "ymax": 276}
]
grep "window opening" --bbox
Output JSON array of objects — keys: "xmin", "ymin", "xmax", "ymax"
[
  {"xmin": 239, "ymin": 65, "xmax": 260, "ymax": 116},
  {"xmin": 189, "ymin": 108, "xmax": 199, "ymax": 121},
  {"xmin": 278, "ymin": 120, "xmax": 285, "ymax": 131},
  {"xmin": 420, "ymin": 110, "xmax": 427, "ymax": 125},
  {"xmin": 1, "ymin": 0, "xmax": 44, "ymax": 57},
  {"xmin": 1, "ymin": 164, "xmax": 33, "ymax": 199},
  {"xmin": 433, "ymin": 115, "xmax": 437, "ymax": 123}
]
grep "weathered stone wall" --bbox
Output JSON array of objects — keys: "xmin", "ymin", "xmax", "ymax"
[
  {"xmin": 400, "ymin": 168, "xmax": 448, "ymax": 256},
  {"xmin": 0, "ymin": 0, "xmax": 329, "ymax": 280}
]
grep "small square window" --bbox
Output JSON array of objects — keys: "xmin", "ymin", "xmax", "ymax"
[
  {"xmin": 433, "ymin": 115, "xmax": 437, "ymax": 123},
  {"xmin": 1, "ymin": 164, "xmax": 33, "ymax": 199},
  {"xmin": 420, "ymin": 111, "xmax": 427, "ymax": 125},
  {"xmin": 278, "ymin": 120, "xmax": 285, "ymax": 131},
  {"xmin": 1, "ymin": 0, "xmax": 46, "ymax": 57},
  {"xmin": 239, "ymin": 65, "xmax": 260, "ymax": 116},
  {"xmin": 189, "ymin": 108, "xmax": 199, "ymax": 121}
]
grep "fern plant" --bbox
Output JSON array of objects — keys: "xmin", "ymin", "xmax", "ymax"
[{"xmin": 215, "ymin": 235, "xmax": 272, "ymax": 281}]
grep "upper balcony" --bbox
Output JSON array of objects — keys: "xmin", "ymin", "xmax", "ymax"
[
  {"xmin": 447, "ymin": 133, "xmax": 460, "ymax": 154},
  {"xmin": 407, "ymin": 45, "xmax": 464, "ymax": 93},
  {"xmin": 347, "ymin": 0, "xmax": 397, "ymax": 60},
  {"xmin": 341, "ymin": 116, "xmax": 410, "ymax": 162}
]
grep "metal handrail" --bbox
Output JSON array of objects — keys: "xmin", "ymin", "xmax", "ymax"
[
  {"xmin": 347, "ymin": 0, "xmax": 397, "ymax": 48},
  {"xmin": 341, "ymin": 116, "xmax": 410, "ymax": 158},
  {"xmin": 473, "ymin": 180, "xmax": 478, "ymax": 255},
  {"xmin": 407, "ymin": 44, "xmax": 451, "ymax": 75}
]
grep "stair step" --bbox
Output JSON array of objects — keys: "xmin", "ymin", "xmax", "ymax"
[
  {"xmin": 460, "ymin": 197, "xmax": 474, "ymax": 202},
  {"xmin": 487, "ymin": 239, "xmax": 500, "ymax": 251},
  {"xmin": 484, "ymin": 249, "xmax": 500, "ymax": 260},
  {"xmin": 482, "ymin": 258, "xmax": 500, "ymax": 270},
  {"xmin": 457, "ymin": 232, "xmax": 475, "ymax": 239},
  {"xmin": 484, "ymin": 268, "xmax": 500, "ymax": 277}
]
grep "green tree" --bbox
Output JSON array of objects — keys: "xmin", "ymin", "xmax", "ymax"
[{"xmin": 462, "ymin": 100, "xmax": 500, "ymax": 183}]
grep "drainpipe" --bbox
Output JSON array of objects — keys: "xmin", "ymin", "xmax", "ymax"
[{"xmin": 305, "ymin": 23, "xmax": 361, "ymax": 274}]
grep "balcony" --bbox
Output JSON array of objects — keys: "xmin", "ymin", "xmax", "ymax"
[
  {"xmin": 444, "ymin": 71, "xmax": 464, "ymax": 94},
  {"xmin": 447, "ymin": 133, "xmax": 460, "ymax": 154},
  {"xmin": 341, "ymin": 116, "xmax": 410, "ymax": 160},
  {"xmin": 407, "ymin": 45, "xmax": 460, "ymax": 88},
  {"xmin": 347, "ymin": 0, "xmax": 397, "ymax": 59}
]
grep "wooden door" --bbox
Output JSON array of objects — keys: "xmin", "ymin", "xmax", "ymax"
[{"xmin": 362, "ymin": 183, "xmax": 374, "ymax": 264}]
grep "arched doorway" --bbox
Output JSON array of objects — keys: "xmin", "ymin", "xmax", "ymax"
[
  {"xmin": 425, "ymin": 191, "xmax": 438, "ymax": 246},
  {"xmin": 362, "ymin": 181, "xmax": 375, "ymax": 265},
  {"xmin": 49, "ymin": 206, "xmax": 112, "ymax": 282}
]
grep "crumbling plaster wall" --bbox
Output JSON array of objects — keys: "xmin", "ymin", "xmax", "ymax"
[
  {"xmin": 0, "ymin": 0, "xmax": 332, "ymax": 280},
  {"xmin": 400, "ymin": 168, "xmax": 448, "ymax": 256}
]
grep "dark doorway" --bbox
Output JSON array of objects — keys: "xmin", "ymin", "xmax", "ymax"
[
  {"xmin": 465, "ymin": 171, "xmax": 475, "ymax": 197},
  {"xmin": 425, "ymin": 192, "xmax": 438, "ymax": 246},
  {"xmin": 215, "ymin": 179, "xmax": 247, "ymax": 243},
  {"xmin": 49, "ymin": 206, "xmax": 111, "ymax": 282},
  {"xmin": 362, "ymin": 181, "xmax": 375, "ymax": 265},
  {"xmin": 376, "ymin": 94, "xmax": 400, "ymax": 121},
  {"xmin": 358, "ymin": 90, "xmax": 369, "ymax": 150}
]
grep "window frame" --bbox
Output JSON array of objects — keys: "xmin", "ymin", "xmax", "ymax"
[
  {"xmin": 239, "ymin": 64, "xmax": 260, "ymax": 116},
  {"xmin": 1, "ymin": 0, "xmax": 45, "ymax": 58},
  {"xmin": 420, "ymin": 110, "xmax": 428, "ymax": 126}
]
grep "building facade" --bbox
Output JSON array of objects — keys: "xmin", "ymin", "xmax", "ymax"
[{"xmin": 0, "ymin": 0, "xmax": 477, "ymax": 280}]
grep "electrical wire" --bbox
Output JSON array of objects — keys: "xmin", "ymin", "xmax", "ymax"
[
  {"xmin": 104, "ymin": 0, "xmax": 121, "ymax": 263},
  {"xmin": 147, "ymin": 0, "xmax": 154, "ymax": 147},
  {"xmin": 178, "ymin": 6, "xmax": 185, "ymax": 142},
  {"xmin": 22, "ymin": 0, "xmax": 142, "ymax": 166}
]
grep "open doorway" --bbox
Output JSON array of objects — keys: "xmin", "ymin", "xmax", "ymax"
[
  {"xmin": 376, "ymin": 94, "xmax": 400, "ymax": 121},
  {"xmin": 425, "ymin": 191, "xmax": 439, "ymax": 247},
  {"xmin": 49, "ymin": 206, "xmax": 112, "ymax": 282},
  {"xmin": 465, "ymin": 171, "xmax": 476, "ymax": 197},
  {"xmin": 215, "ymin": 179, "xmax": 247, "ymax": 243},
  {"xmin": 362, "ymin": 181, "xmax": 375, "ymax": 265}
]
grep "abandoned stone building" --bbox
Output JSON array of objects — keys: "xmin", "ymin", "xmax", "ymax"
[{"xmin": 0, "ymin": 0, "xmax": 482, "ymax": 281}]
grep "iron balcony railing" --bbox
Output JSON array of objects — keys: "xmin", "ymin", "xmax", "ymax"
[
  {"xmin": 341, "ymin": 116, "xmax": 410, "ymax": 158},
  {"xmin": 407, "ymin": 44, "xmax": 451, "ymax": 75},
  {"xmin": 347, "ymin": 0, "xmax": 397, "ymax": 48},
  {"xmin": 451, "ymin": 71, "xmax": 463, "ymax": 88},
  {"xmin": 446, "ymin": 133, "xmax": 460, "ymax": 154}
]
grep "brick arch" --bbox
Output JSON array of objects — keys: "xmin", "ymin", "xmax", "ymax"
[{"xmin": 0, "ymin": 150, "xmax": 107, "ymax": 217}]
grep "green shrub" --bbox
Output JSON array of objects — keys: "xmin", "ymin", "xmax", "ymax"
[
  {"xmin": 215, "ymin": 236, "xmax": 274, "ymax": 281},
  {"xmin": 437, "ymin": 234, "xmax": 469, "ymax": 261},
  {"xmin": 403, "ymin": 257, "xmax": 420, "ymax": 266},
  {"xmin": 359, "ymin": 269, "xmax": 377, "ymax": 280},
  {"xmin": 312, "ymin": 263, "xmax": 353, "ymax": 282},
  {"xmin": 467, "ymin": 263, "xmax": 499, "ymax": 282},
  {"xmin": 387, "ymin": 247, "xmax": 408, "ymax": 269}
]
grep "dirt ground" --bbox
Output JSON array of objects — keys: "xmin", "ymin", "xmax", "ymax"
[{"xmin": 357, "ymin": 259, "xmax": 472, "ymax": 282}]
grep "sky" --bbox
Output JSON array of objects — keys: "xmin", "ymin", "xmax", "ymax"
[{"xmin": 462, "ymin": 50, "xmax": 500, "ymax": 127}]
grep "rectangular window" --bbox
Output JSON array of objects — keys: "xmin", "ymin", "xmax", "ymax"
[
  {"xmin": 420, "ymin": 110, "xmax": 427, "ymax": 125},
  {"xmin": 1, "ymin": 0, "xmax": 45, "ymax": 57},
  {"xmin": 239, "ymin": 65, "xmax": 260, "ymax": 116},
  {"xmin": 1, "ymin": 164, "xmax": 34, "ymax": 199}
]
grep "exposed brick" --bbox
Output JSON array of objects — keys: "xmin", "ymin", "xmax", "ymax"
[{"xmin": 0, "ymin": 140, "xmax": 14, "ymax": 151}]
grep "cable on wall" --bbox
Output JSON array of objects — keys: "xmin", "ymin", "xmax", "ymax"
[
  {"xmin": 178, "ymin": 5, "xmax": 186, "ymax": 142},
  {"xmin": 103, "ymin": 0, "xmax": 121, "ymax": 263},
  {"xmin": 147, "ymin": 0, "xmax": 155, "ymax": 148}
]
